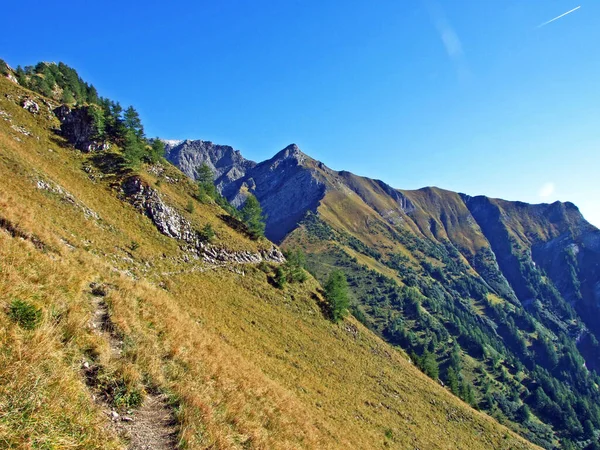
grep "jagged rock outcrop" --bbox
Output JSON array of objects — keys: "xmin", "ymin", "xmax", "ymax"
[
  {"xmin": 122, "ymin": 177, "xmax": 196, "ymax": 241},
  {"xmin": 166, "ymin": 141, "xmax": 328, "ymax": 243},
  {"xmin": 164, "ymin": 140, "xmax": 256, "ymax": 192},
  {"xmin": 122, "ymin": 176, "xmax": 285, "ymax": 266},
  {"xmin": 53, "ymin": 105, "xmax": 108, "ymax": 152},
  {"xmin": 226, "ymin": 144, "xmax": 328, "ymax": 242}
]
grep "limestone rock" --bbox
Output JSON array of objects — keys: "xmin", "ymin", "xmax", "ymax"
[
  {"xmin": 22, "ymin": 98, "xmax": 40, "ymax": 114},
  {"xmin": 122, "ymin": 176, "xmax": 285, "ymax": 266}
]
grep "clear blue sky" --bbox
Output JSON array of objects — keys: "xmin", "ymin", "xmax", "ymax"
[{"xmin": 3, "ymin": 0, "xmax": 599, "ymax": 226}]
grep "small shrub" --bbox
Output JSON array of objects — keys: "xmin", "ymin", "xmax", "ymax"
[
  {"xmin": 97, "ymin": 373, "xmax": 144, "ymax": 409},
  {"xmin": 8, "ymin": 299, "xmax": 42, "ymax": 330},
  {"xmin": 257, "ymin": 261, "xmax": 271, "ymax": 274},
  {"xmin": 130, "ymin": 240, "xmax": 140, "ymax": 251},
  {"xmin": 114, "ymin": 384, "xmax": 143, "ymax": 409},
  {"xmin": 274, "ymin": 267, "xmax": 287, "ymax": 289},
  {"xmin": 200, "ymin": 223, "xmax": 215, "ymax": 242},
  {"xmin": 186, "ymin": 199, "xmax": 195, "ymax": 214}
]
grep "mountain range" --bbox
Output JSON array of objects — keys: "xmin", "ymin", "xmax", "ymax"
[
  {"xmin": 2, "ymin": 59, "xmax": 600, "ymax": 449},
  {"xmin": 165, "ymin": 138, "xmax": 600, "ymax": 448}
]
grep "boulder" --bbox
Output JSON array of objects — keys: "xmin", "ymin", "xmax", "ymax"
[{"xmin": 22, "ymin": 98, "xmax": 40, "ymax": 114}]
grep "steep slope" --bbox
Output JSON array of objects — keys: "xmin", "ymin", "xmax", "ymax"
[
  {"xmin": 170, "ymin": 139, "xmax": 600, "ymax": 448},
  {"xmin": 0, "ymin": 71, "xmax": 537, "ymax": 448}
]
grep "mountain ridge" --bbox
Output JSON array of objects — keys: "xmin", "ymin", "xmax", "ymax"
[
  {"xmin": 5, "ymin": 59, "xmax": 599, "ymax": 448},
  {"xmin": 0, "ymin": 67, "xmax": 539, "ymax": 449},
  {"xmin": 166, "ymin": 137, "xmax": 600, "ymax": 447}
]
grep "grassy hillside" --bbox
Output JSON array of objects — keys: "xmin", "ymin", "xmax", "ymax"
[
  {"xmin": 0, "ymin": 75, "xmax": 537, "ymax": 449},
  {"xmin": 282, "ymin": 168, "xmax": 600, "ymax": 449}
]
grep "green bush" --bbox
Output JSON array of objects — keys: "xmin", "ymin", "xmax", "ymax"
[
  {"xmin": 114, "ymin": 384, "xmax": 143, "ymax": 409},
  {"xmin": 97, "ymin": 372, "xmax": 143, "ymax": 409},
  {"xmin": 186, "ymin": 199, "xmax": 195, "ymax": 214},
  {"xmin": 284, "ymin": 248, "xmax": 308, "ymax": 283},
  {"xmin": 257, "ymin": 261, "xmax": 271, "ymax": 274},
  {"xmin": 274, "ymin": 267, "xmax": 287, "ymax": 289},
  {"xmin": 200, "ymin": 223, "xmax": 215, "ymax": 242},
  {"xmin": 8, "ymin": 299, "xmax": 42, "ymax": 330}
]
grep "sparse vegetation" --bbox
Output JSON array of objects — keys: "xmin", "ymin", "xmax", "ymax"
[
  {"xmin": 7, "ymin": 299, "xmax": 41, "ymax": 330},
  {"xmin": 199, "ymin": 223, "xmax": 215, "ymax": 242},
  {"xmin": 186, "ymin": 199, "xmax": 195, "ymax": 213}
]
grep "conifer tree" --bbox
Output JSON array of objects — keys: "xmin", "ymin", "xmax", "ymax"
[
  {"xmin": 325, "ymin": 270, "xmax": 349, "ymax": 322},
  {"xmin": 240, "ymin": 194, "xmax": 265, "ymax": 239},
  {"xmin": 197, "ymin": 163, "xmax": 217, "ymax": 199}
]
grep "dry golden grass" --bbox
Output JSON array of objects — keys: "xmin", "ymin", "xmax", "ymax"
[{"xmin": 0, "ymin": 77, "xmax": 539, "ymax": 449}]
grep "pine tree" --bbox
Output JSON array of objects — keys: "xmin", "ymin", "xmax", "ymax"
[
  {"xmin": 88, "ymin": 105, "xmax": 106, "ymax": 140},
  {"xmin": 446, "ymin": 366, "xmax": 460, "ymax": 395},
  {"xmin": 275, "ymin": 267, "xmax": 287, "ymax": 289},
  {"xmin": 240, "ymin": 194, "xmax": 265, "ymax": 239},
  {"xmin": 421, "ymin": 351, "xmax": 439, "ymax": 380},
  {"xmin": 61, "ymin": 89, "xmax": 75, "ymax": 104},
  {"xmin": 123, "ymin": 106, "xmax": 145, "ymax": 139},
  {"xmin": 148, "ymin": 139, "xmax": 165, "ymax": 164},
  {"xmin": 196, "ymin": 163, "xmax": 217, "ymax": 199},
  {"xmin": 121, "ymin": 131, "xmax": 145, "ymax": 170},
  {"xmin": 325, "ymin": 270, "xmax": 349, "ymax": 322},
  {"xmin": 284, "ymin": 248, "xmax": 307, "ymax": 283}
]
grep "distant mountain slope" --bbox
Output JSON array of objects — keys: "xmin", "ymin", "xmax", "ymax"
[
  {"xmin": 0, "ymin": 64, "xmax": 537, "ymax": 449},
  {"xmin": 170, "ymin": 138, "xmax": 600, "ymax": 448}
]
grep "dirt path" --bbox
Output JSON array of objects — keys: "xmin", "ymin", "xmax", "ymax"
[{"xmin": 88, "ymin": 284, "xmax": 178, "ymax": 449}]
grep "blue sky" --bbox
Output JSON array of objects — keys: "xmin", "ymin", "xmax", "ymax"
[{"xmin": 3, "ymin": 0, "xmax": 599, "ymax": 226}]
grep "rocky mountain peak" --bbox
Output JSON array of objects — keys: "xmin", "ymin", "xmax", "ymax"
[
  {"xmin": 163, "ymin": 139, "xmax": 256, "ymax": 191},
  {"xmin": 267, "ymin": 143, "xmax": 311, "ymax": 168}
]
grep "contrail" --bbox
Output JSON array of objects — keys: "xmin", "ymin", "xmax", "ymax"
[{"xmin": 537, "ymin": 5, "xmax": 581, "ymax": 28}]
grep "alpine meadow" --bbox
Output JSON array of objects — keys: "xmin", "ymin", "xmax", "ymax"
[{"xmin": 1, "ymin": 6, "xmax": 600, "ymax": 448}]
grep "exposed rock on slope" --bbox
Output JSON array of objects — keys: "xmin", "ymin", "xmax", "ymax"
[
  {"xmin": 122, "ymin": 176, "xmax": 285, "ymax": 265},
  {"xmin": 164, "ymin": 139, "xmax": 256, "ymax": 191},
  {"xmin": 224, "ymin": 144, "xmax": 329, "ymax": 242},
  {"xmin": 54, "ymin": 105, "xmax": 108, "ymax": 152}
]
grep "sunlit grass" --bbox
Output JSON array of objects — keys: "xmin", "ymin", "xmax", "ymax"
[{"xmin": 0, "ymin": 76, "xmax": 538, "ymax": 449}]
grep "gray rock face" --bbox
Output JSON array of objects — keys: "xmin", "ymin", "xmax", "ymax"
[
  {"xmin": 21, "ymin": 98, "xmax": 40, "ymax": 114},
  {"xmin": 53, "ymin": 105, "xmax": 108, "ymax": 152},
  {"xmin": 164, "ymin": 140, "xmax": 256, "ymax": 191},
  {"xmin": 227, "ymin": 144, "xmax": 327, "ymax": 242},
  {"xmin": 123, "ymin": 177, "xmax": 196, "ymax": 241},
  {"xmin": 122, "ymin": 176, "xmax": 285, "ymax": 265},
  {"xmin": 6, "ymin": 72, "xmax": 18, "ymax": 84},
  {"xmin": 166, "ymin": 141, "xmax": 328, "ymax": 243}
]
